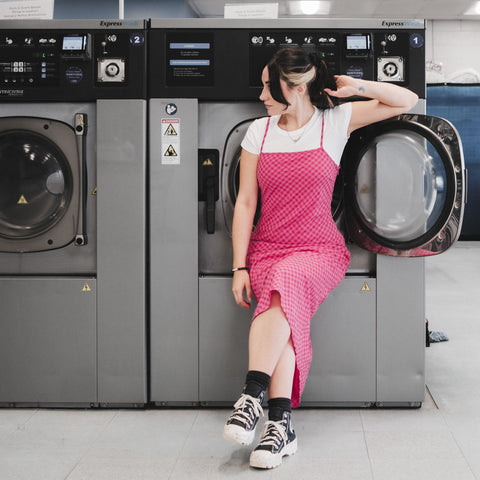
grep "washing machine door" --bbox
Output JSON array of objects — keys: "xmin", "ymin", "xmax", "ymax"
[
  {"xmin": 342, "ymin": 114, "xmax": 465, "ymax": 257},
  {"xmin": 0, "ymin": 117, "xmax": 81, "ymax": 253}
]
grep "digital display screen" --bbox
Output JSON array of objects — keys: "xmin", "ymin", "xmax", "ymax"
[
  {"xmin": 347, "ymin": 35, "xmax": 368, "ymax": 50},
  {"xmin": 166, "ymin": 33, "xmax": 214, "ymax": 87},
  {"xmin": 62, "ymin": 36, "xmax": 85, "ymax": 51}
]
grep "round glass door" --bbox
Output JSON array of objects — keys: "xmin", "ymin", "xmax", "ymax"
[
  {"xmin": 343, "ymin": 114, "xmax": 465, "ymax": 256},
  {"xmin": 353, "ymin": 130, "xmax": 451, "ymax": 245},
  {"xmin": 0, "ymin": 129, "xmax": 73, "ymax": 239}
]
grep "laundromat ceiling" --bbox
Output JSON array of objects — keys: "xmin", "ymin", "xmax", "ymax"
[{"xmin": 187, "ymin": 0, "xmax": 480, "ymax": 19}]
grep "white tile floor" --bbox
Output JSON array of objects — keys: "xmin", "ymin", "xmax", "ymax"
[{"xmin": 1, "ymin": 242, "xmax": 479, "ymax": 479}]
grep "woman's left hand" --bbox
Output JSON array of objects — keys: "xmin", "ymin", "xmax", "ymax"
[
  {"xmin": 324, "ymin": 75, "xmax": 362, "ymax": 98},
  {"xmin": 232, "ymin": 270, "xmax": 252, "ymax": 309}
]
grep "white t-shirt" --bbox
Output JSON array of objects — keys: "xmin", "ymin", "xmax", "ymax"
[{"xmin": 241, "ymin": 103, "xmax": 352, "ymax": 166}]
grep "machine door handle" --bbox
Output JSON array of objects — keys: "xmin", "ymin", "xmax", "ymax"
[
  {"xmin": 203, "ymin": 159, "xmax": 216, "ymax": 234},
  {"xmin": 74, "ymin": 113, "xmax": 88, "ymax": 246},
  {"xmin": 198, "ymin": 149, "xmax": 219, "ymax": 235}
]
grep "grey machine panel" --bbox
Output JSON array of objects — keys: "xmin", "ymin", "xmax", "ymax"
[
  {"xmin": 199, "ymin": 276, "xmax": 255, "ymax": 404},
  {"xmin": 199, "ymin": 276, "xmax": 376, "ymax": 406},
  {"xmin": 150, "ymin": 18, "xmax": 425, "ymax": 30},
  {"xmin": 376, "ymin": 255, "xmax": 426, "ymax": 406},
  {"xmin": 149, "ymin": 98, "xmax": 199, "ymax": 405},
  {"xmin": 0, "ymin": 277, "xmax": 96, "ymax": 406},
  {"xmin": 302, "ymin": 276, "xmax": 377, "ymax": 406},
  {"xmin": 96, "ymin": 99, "xmax": 147, "ymax": 406}
]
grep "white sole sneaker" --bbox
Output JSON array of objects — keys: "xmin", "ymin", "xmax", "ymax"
[
  {"xmin": 249, "ymin": 437, "xmax": 298, "ymax": 469},
  {"xmin": 222, "ymin": 423, "xmax": 256, "ymax": 446}
]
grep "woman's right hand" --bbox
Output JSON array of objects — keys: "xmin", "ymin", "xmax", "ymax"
[{"xmin": 232, "ymin": 270, "xmax": 252, "ymax": 309}]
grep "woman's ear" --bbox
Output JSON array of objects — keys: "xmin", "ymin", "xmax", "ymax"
[{"xmin": 296, "ymin": 83, "xmax": 308, "ymax": 96}]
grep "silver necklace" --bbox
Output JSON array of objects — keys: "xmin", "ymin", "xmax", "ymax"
[
  {"xmin": 286, "ymin": 124, "xmax": 308, "ymax": 143},
  {"xmin": 282, "ymin": 109, "xmax": 317, "ymax": 143}
]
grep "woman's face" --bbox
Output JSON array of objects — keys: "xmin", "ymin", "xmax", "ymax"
[{"xmin": 259, "ymin": 66, "xmax": 296, "ymax": 116}]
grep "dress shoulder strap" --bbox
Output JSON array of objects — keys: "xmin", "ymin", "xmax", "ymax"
[
  {"xmin": 320, "ymin": 110, "xmax": 325, "ymax": 148},
  {"xmin": 259, "ymin": 117, "xmax": 271, "ymax": 154}
]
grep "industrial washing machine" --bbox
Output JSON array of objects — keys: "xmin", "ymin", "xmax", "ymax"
[
  {"xmin": 0, "ymin": 19, "xmax": 148, "ymax": 407},
  {"xmin": 148, "ymin": 19, "xmax": 465, "ymax": 407}
]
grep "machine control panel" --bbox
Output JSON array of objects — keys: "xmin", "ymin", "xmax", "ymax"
[
  {"xmin": 248, "ymin": 31, "xmax": 340, "ymax": 87},
  {"xmin": 149, "ymin": 25, "xmax": 425, "ymax": 100},
  {"xmin": 0, "ymin": 25, "xmax": 146, "ymax": 101}
]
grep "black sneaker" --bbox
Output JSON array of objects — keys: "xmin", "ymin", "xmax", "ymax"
[
  {"xmin": 222, "ymin": 392, "xmax": 265, "ymax": 445},
  {"xmin": 249, "ymin": 411, "xmax": 297, "ymax": 469}
]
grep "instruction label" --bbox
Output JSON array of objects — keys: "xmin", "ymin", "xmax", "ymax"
[
  {"xmin": 0, "ymin": 0, "xmax": 54, "ymax": 19},
  {"xmin": 161, "ymin": 118, "xmax": 180, "ymax": 165}
]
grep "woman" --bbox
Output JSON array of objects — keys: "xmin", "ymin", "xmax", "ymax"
[{"xmin": 222, "ymin": 47, "xmax": 418, "ymax": 469}]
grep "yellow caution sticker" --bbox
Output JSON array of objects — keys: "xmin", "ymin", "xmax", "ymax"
[
  {"xmin": 202, "ymin": 158, "xmax": 214, "ymax": 167},
  {"xmin": 360, "ymin": 184, "xmax": 370, "ymax": 194},
  {"xmin": 360, "ymin": 282, "xmax": 371, "ymax": 292},
  {"xmin": 164, "ymin": 145, "xmax": 178, "ymax": 157},
  {"xmin": 82, "ymin": 282, "xmax": 92, "ymax": 292},
  {"xmin": 75, "ymin": 114, "xmax": 84, "ymax": 127},
  {"xmin": 17, "ymin": 194, "xmax": 28, "ymax": 204},
  {"xmin": 91, "ymin": 187, "xmax": 97, "ymax": 195},
  {"xmin": 162, "ymin": 118, "xmax": 180, "ymax": 136},
  {"xmin": 164, "ymin": 123, "xmax": 178, "ymax": 136}
]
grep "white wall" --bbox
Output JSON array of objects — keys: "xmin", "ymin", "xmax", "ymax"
[
  {"xmin": 53, "ymin": 0, "xmax": 197, "ymax": 19},
  {"xmin": 427, "ymin": 20, "xmax": 480, "ymax": 82}
]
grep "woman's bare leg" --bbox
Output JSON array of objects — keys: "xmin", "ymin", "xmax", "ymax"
[
  {"xmin": 248, "ymin": 292, "xmax": 291, "ymax": 376},
  {"xmin": 268, "ymin": 338, "xmax": 295, "ymax": 399}
]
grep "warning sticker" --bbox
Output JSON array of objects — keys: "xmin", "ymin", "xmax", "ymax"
[
  {"xmin": 162, "ymin": 143, "xmax": 180, "ymax": 164},
  {"xmin": 164, "ymin": 144, "xmax": 178, "ymax": 157},
  {"xmin": 161, "ymin": 118, "xmax": 180, "ymax": 165},
  {"xmin": 360, "ymin": 282, "xmax": 371, "ymax": 292},
  {"xmin": 17, "ymin": 194, "xmax": 28, "ymax": 204},
  {"xmin": 165, "ymin": 124, "xmax": 177, "ymax": 135}
]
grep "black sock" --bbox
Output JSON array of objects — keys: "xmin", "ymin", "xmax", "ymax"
[
  {"xmin": 268, "ymin": 397, "xmax": 292, "ymax": 421},
  {"xmin": 243, "ymin": 370, "xmax": 271, "ymax": 398}
]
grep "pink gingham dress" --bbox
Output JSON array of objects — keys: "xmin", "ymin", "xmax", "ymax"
[{"xmin": 246, "ymin": 113, "xmax": 350, "ymax": 407}]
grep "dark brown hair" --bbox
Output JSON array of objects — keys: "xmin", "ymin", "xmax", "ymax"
[{"xmin": 266, "ymin": 47, "xmax": 338, "ymax": 110}]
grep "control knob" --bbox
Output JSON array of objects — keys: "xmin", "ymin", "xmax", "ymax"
[
  {"xmin": 105, "ymin": 62, "xmax": 120, "ymax": 77},
  {"xmin": 97, "ymin": 57, "xmax": 125, "ymax": 83}
]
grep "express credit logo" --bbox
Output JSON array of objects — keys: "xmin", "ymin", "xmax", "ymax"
[
  {"xmin": 99, "ymin": 20, "xmax": 142, "ymax": 28},
  {"xmin": 382, "ymin": 20, "xmax": 423, "ymax": 28},
  {"xmin": 382, "ymin": 21, "xmax": 405, "ymax": 28}
]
